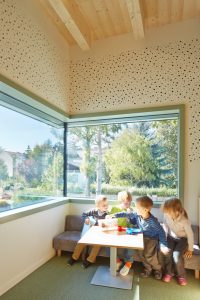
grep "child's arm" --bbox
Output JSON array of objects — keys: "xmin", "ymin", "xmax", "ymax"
[
  {"xmin": 162, "ymin": 214, "xmax": 169, "ymax": 236},
  {"xmin": 82, "ymin": 209, "xmax": 97, "ymax": 225},
  {"xmin": 156, "ymin": 221, "xmax": 169, "ymax": 255},
  {"xmin": 114, "ymin": 211, "xmax": 138, "ymax": 226},
  {"xmin": 183, "ymin": 220, "xmax": 194, "ymax": 258}
]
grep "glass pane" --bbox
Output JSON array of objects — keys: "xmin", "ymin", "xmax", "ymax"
[
  {"xmin": 67, "ymin": 119, "xmax": 178, "ymax": 204},
  {"xmin": 0, "ymin": 105, "xmax": 64, "ymax": 213}
]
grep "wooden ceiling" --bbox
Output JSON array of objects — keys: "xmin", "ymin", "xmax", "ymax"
[{"xmin": 39, "ymin": 0, "xmax": 200, "ymax": 50}]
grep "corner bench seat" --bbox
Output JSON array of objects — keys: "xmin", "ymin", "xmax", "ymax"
[{"xmin": 53, "ymin": 215, "xmax": 200, "ymax": 279}]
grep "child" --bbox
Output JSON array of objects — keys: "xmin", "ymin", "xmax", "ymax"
[
  {"xmin": 109, "ymin": 191, "xmax": 134, "ymax": 274},
  {"xmin": 162, "ymin": 198, "xmax": 194, "ymax": 286},
  {"xmin": 109, "ymin": 191, "xmax": 134, "ymax": 227},
  {"xmin": 112, "ymin": 196, "xmax": 169, "ymax": 279},
  {"xmin": 67, "ymin": 195, "xmax": 108, "ymax": 268}
]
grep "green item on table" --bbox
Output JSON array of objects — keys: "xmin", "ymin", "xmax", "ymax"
[{"xmin": 109, "ymin": 206, "xmax": 133, "ymax": 227}]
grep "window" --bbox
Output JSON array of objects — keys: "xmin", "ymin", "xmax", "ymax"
[
  {"xmin": 0, "ymin": 80, "xmax": 183, "ymax": 213},
  {"xmin": 0, "ymin": 105, "xmax": 64, "ymax": 213},
  {"xmin": 67, "ymin": 113, "xmax": 181, "ymax": 204}
]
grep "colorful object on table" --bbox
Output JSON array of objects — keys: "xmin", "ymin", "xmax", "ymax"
[
  {"xmin": 126, "ymin": 228, "xmax": 142, "ymax": 235},
  {"xmin": 118, "ymin": 226, "xmax": 127, "ymax": 232},
  {"xmin": 117, "ymin": 226, "xmax": 142, "ymax": 234}
]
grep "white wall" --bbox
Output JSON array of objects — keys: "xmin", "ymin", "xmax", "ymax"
[{"xmin": 0, "ymin": 203, "xmax": 69, "ymax": 296}]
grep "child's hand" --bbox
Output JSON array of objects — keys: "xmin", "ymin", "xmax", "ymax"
[
  {"xmin": 184, "ymin": 250, "xmax": 193, "ymax": 259},
  {"xmin": 106, "ymin": 215, "xmax": 112, "ymax": 219},
  {"xmin": 85, "ymin": 218, "xmax": 90, "ymax": 225},
  {"xmin": 160, "ymin": 246, "xmax": 170, "ymax": 255}
]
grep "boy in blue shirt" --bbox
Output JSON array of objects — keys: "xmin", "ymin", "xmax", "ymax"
[{"xmin": 113, "ymin": 196, "xmax": 169, "ymax": 279}]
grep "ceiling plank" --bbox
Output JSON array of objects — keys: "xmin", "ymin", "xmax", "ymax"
[
  {"xmin": 125, "ymin": 0, "xmax": 145, "ymax": 39},
  {"xmin": 48, "ymin": 0, "xmax": 91, "ymax": 50},
  {"xmin": 39, "ymin": 0, "xmax": 76, "ymax": 45}
]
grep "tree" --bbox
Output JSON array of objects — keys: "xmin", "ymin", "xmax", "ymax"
[
  {"xmin": 151, "ymin": 120, "xmax": 178, "ymax": 188},
  {"xmin": 18, "ymin": 141, "xmax": 53, "ymax": 187},
  {"xmin": 0, "ymin": 159, "xmax": 8, "ymax": 181},
  {"xmin": 70, "ymin": 126, "xmax": 96, "ymax": 196},
  {"xmin": 41, "ymin": 152, "xmax": 63, "ymax": 195},
  {"xmin": 94, "ymin": 124, "xmax": 122, "ymax": 195},
  {"xmin": 104, "ymin": 130, "xmax": 156, "ymax": 186}
]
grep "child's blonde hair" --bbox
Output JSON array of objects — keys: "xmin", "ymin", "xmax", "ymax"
[
  {"xmin": 95, "ymin": 195, "xmax": 107, "ymax": 206},
  {"xmin": 118, "ymin": 191, "xmax": 132, "ymax": 203},
  {"xmin": 162, "ymin": 198, "xmax": 188, "ymax": 219}
]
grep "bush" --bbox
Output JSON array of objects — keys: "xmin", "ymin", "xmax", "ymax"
[
  {"xmin": 0, "ymin": 200, "xmax": 10, "ymax": 207},
  {"xmin": 90, "ymin": 183, "xmax": 176, "ymax": 198}
]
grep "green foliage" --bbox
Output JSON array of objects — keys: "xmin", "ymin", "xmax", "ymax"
[
  {"xmin": 90, "ymin": 183, "xmax": 176, "ymax": 198},
  {"xmin": 41, "ymin": 152, "xmax": 63, "ymax": 194},
  {"xmin": 18, "ymin": 141, "xmax": 54, "ymax": 187},
  {"xmin": 104, "ymin": 130, "xmax": 156, "ymax": 186},
  {"xmin": 0, "ymin": 159, "xmax": 9, "ymax": 180},
  {"xmin": 151, "ymin": 120, "xmax": 178, "ymax": 188}
]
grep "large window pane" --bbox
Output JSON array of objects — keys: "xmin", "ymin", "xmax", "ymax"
[
  {"xmin": 0, "ymin": 105, "xmax": 64, "ymax": 213},
  {"xmin": 67, "ymin": 119, "xmax": 179, "ymax": 203}
]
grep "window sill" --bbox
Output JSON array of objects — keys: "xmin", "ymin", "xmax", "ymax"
[
  {"xmin": 0, "ymin": 197, "xmax": 162, "ymax": 224},
  {"xmin": 0, "ymin": 197, "xmax": 70, "ymax": 224}
]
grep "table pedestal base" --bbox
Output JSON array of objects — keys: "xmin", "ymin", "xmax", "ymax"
[{"xmin": 91, "ymin": 266, "xmax": 133, "ymax": 289}]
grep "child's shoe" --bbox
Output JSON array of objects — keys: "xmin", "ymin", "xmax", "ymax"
[
  {"xmin": 177, "ymin": 277, "xmax": 187, "ymax": 286},
  {"xmin": 67, "ymin": 257, "xmax": 76, "ymax": 266},
  {"xmin": 82, "ymin": 260, "xmax": 92, "ymax": 269},
  {"xmin": 154, "ymin": 270, "xmax": 162, "ymax": 280},
  {"xmin": 120, "ymin": 262, "xmax": 132, "ymax": 276},
  {"xmin": 140, "ymin": 269, "xmax": 151, "ymax": 278},
  {"xmin": 162, "ymin": 274, "xmax": 172, "ymax": 282}
]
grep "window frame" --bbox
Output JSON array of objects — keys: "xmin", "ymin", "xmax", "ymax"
[
  {"xmin": 0, "ymin": 76, "xmax": 185, "ymax": 222},
  {"xmin": 66, "ymin": 105, "xmax": 185, "ymax": 202}
]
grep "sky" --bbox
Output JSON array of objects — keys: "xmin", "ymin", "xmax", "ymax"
[{"xmin": 0, "ymin": 105, "xmax": 62, "ymax": 153}]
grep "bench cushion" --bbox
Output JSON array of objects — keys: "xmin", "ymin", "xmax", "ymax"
[
  {"xmin": 53, "ymin": 231, "xmax": 81, "ymax": 252},
  {"xmin": 65, "ymin": 215, "xmax": 84, "ymax": 231}
]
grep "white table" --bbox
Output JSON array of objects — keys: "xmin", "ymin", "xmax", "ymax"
[{"xmin": 78, "ymin": 226, "xmax": 144, "ymax": 289}]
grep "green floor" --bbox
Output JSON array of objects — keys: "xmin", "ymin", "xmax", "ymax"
[{"xmin": 2, "ymin": 254, "xmax": 200, "ymax": 300}]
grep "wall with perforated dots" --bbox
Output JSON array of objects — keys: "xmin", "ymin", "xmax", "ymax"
[
  {"xmin": 70, "ymin": 32, "xmax": 200, "ymax": 163},
  {"xmin": 0, "ymin": 0, "xmax": 70, "ymax": 112}
]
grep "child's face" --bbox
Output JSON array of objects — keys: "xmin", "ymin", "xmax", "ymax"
[
  {"xmin": 97, "ymin": 200, "xmax": 108, "ymax": 212},
  {"xmin": 136, "ymin": 202, "xmax": 150, "ymax": 217},
  {"xmin": 121, "ymin": 198, "xmax": 132, "ymax": 209}
]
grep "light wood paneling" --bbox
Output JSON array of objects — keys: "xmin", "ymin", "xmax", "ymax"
[{"xmin": 39, "ymin": 0, "xmax": 200, "ymax": 50}]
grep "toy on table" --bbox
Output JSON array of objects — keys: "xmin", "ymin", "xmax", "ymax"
[
  {"xmin": 117, "ymin": 226, "xmax": 142, "ymax": 235},
  {"xmin": 126, "ymin": 228, "xmax": 142, "ymax": 235}
]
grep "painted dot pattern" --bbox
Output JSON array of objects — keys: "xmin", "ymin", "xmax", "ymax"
[
  {"xmin": 70, "ymin": 38, "xmax": 200, "ymax": 161},
  {"xmin": 0, "ymin": 0, "xmax": 69, "ymax": 112}
]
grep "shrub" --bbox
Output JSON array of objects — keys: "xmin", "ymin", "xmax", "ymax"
[{"xmin": 90, "ymin": 183, "xmax": 176, "ymax": 198}]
